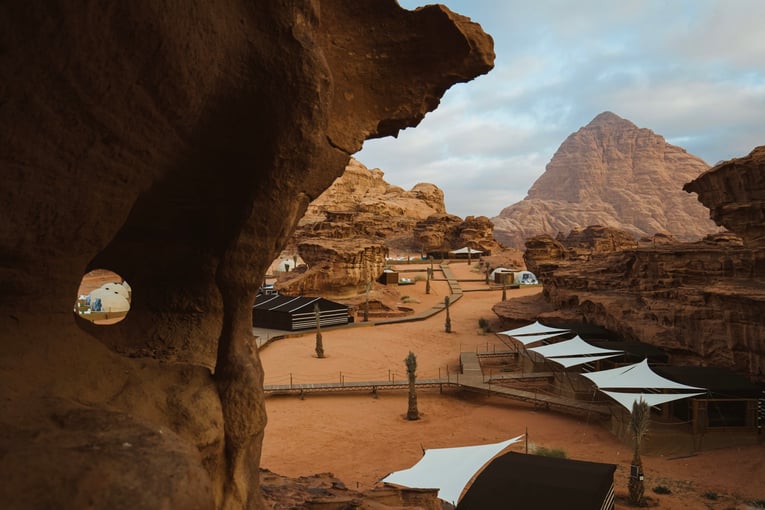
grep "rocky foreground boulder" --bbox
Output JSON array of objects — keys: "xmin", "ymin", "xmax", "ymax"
[
  {"xmin": 498, "ymin": 148, "xmax": 765, "ymax": 382},
  {"xmin": 492, "ymin": 111, "xmax": 720, "ymax": 249},
  {"xmin": 0, "ymin": 2, "xmax": 493, "ymax": 509}
]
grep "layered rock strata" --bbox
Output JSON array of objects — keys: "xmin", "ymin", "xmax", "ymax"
[
  {"xmin": 0, "ymin": 2, "xmax": 494, "ymax": 509},
  {"xmin": 280, "ymin": 158, "xmax": 502, "ymax": 296},
  {"xmin": 516, "ymin": 223, "xmax": 765, "ymax": 381}
]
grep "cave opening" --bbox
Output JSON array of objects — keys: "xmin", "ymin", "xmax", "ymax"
[{"xmin": 74, "ymin": 269, "xmax": 132, "ymax": 325}]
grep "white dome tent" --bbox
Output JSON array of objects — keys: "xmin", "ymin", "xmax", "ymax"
[{"xmin": 88, "ymin": 287, "xmax": 130, "ymax": 313}]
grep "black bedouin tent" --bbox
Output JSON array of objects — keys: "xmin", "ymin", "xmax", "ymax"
[
  {"xmin": 252, "ymin": 294, "xmax": 350, "ymax": 331},
  {"xmin": 457, "ymin": 452, "xmax": 616, "ymax": 510}
]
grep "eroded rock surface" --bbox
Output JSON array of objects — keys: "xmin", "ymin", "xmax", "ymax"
[
  {"xmin": 492, "ymin": 112, "xmax": 720, "ymax": 249},
  {"xmin": 0, "ymin": 2, "xmax": 493, "ymax": 509},
  {"xmin": 278, "ymin": 158, "xmax": 503, "ymax": 296},
  {"xmin": 684, "ymin": 145, "xmax": 765, "ymax": 248},
  {"xmin": 510, "ymin": 218, "xmax": 765, "ymax": 382}
]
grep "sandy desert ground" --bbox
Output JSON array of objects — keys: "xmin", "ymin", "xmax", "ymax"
[{"xmin": 259, "ymin": 261, "xmax": 764, "ymax": 509}]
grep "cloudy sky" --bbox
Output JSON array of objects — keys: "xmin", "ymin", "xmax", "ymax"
[{"xmin": 355, "ymin": 0, "xmax": 765, "ymax": 219}]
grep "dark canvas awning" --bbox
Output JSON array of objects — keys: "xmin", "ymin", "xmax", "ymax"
[
  {"xmin": 252, "ymin": 295, "xmax": 350, "ymax": 331},
  {"xmin": 457, "ymin": 452, "xmax": 616, "ymax": 510}
]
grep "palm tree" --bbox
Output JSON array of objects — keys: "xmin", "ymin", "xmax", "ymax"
[
  {"xmin": 444, "ymin": 296, "xmax": 452, "ymax": 333},
  {"xmin": 501, "ymin": 273, "xmax": 508, "ymax": 301},
  {"xmin": 314, "ymin": 302, "xmax": 325, "ymax": 358},
  {"xmin": 628, "ymin": 399, "xmax": 650, "ymax": 505},
  {"xmin": 425, "ymin": 267, "xmax": 432, "ymax": 295},
  {"xmin": 405, "ymin": 351, "xmax": 419, "ymax": 420},
  {"xmin": 363, "ymin": 281, "xmax": 370, "ymax": 322}
]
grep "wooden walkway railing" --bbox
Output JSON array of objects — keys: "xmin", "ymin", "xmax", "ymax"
[{"xmin": 265, "ymin": 352, "xmax": 612, "ymax": 419}]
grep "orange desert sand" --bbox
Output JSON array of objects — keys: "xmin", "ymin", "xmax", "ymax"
[{"xmin": 259, "ymin": 262, "xmax": 764, "ymax": 509}]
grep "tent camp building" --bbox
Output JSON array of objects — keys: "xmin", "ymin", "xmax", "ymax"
[{"xmin": 252, "ymin": 294, "xmax": 351, "ymax": 331}]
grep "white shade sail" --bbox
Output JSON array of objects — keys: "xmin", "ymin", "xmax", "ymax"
[
  {"xmin": 505, "ymin": 331, "xmax": 571, "ymax": 346},
  {"xmin": 582, "ymin": 359, "xmax": 705, "ymax": 390},
  {"xmin": 449, "ymin": 247, "xmax": 483, "ymax": 254},
  {"xmin": 601, "ymin": 391, "xmax": 706, "ymax": 412},
  {"xmin": 498, "ymin": 321, "xmax": 570, "ymax": 337},
  {"xmin": 381, "ymin": 435, "xmax": 524, "ymax": 505},
  {"xmin": 527, "ymin": 335, "xmax": 622, "ymax": 358},
  {"xmin": 548, "ymin": 354, "xmax": 621, "ymax": 368}
]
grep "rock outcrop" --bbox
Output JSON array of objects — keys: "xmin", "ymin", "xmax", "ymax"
[
  {"xmin": 278, "ymin": 158, "xmax": 503, "ymax": 296},
  {"xmin": 684, "ymin": 145, "xmax": 765, "ymax": 249},
  {"xmin": 0, "ymin": 3, "xmax": 494, "ymax": 509},
  {"xmin": 501, "ymin": 148, "xmax": 765, "ymax": 383},
  {"xmin": 492, "ymin": 112, "xmax": 720, "ymax": 249}
]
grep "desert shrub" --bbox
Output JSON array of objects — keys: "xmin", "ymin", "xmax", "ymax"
[
  {"xmin": 703, "ymin": 491, "xmax": 718, "ymax": 500},
  {"xmin": 534, "ymin": 446, "xmax": 566, "ymax": 458},
  {"xmin": 478, "ymin": 317, "xmax": 490, "ymax": 332},
  {"xmin": 652, "ymin": 485, "xmax": 671, "ymax": 495}
]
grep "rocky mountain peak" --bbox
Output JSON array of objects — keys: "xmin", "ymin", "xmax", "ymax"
[{"xmin": 493, "ymin": 112, "xmax": 720, "ymax": 249}]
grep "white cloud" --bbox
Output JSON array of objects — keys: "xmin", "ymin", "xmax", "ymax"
[{"xmin": 355, "ymin": 1, "xmax": 765, "ymax": 218}]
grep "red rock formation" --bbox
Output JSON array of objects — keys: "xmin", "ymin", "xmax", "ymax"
[
  {"xmin": 277, "ymin": 240, "xmax": 389, "ymax": 298},
  {"xmin": 0, "ymin": 2, "xmax": 494, "ymax": 509},
  {"xmin": 492, "ymin": 112, "xmax": 720, "ymax": 249},
  {"xmin": 510, "ymin": 188, "xmax": 765, "ymax": 383},
  {"xmin": 280, "ymin": 158, "xmax": 504, "ymax": 296},
  {"xmin": 684, "ymin": 146, "xmax": 765, "ymax": 248}
]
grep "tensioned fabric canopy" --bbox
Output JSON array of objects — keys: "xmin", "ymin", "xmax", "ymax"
[
  {"xmin": 449, "ymin": 247, "xmax": 483, "ymax": 254},
  {"xmin": 601, "ymin": 390, "xmax": 706, "ymax": 412},
  {"xmin": 497, "ymin": 321, "xmax": 570, "ymax": 337},
  {"xmin": 582, "ymin": 359, "xmax": 705, "ymax": 390},
  {"xmin": 503, "ymin": 331, "xmax": 571, "ymax": 347},
  {"xmin": 381, "ymin": 435, "xmax": 524, "ymax": 505},
  {"xmin": 527, "ymin": 335, "xmax": 622, "ymax": 358},
  {"xmin": 548, "ymin": 354, "xmax": 622, "ymax": 368}
]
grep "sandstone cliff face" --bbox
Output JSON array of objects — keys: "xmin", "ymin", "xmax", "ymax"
[
  {"xmin": 0, "ymin": 3, "xmax": 494, "ymax": 509},
  {"xmin": 513, "ymin": 187, "xmax": 765, "ymax": 383},
  {"xmin": 492, "ymin": 112, "xmax": 720, "ymax": 249},
  {"xmin": 684, "ymin": 145, "xmax": 765, "ymax": 249},
  {"xmin": 279, "ymin": 159, "xmax": 502, "ymax": 296}
]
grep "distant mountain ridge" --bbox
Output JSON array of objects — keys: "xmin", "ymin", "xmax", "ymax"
[{"xmin": 491, "ymin": 111, "xmax": 720, "ymax": 249}]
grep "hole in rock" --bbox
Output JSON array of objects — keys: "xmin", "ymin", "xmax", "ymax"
[{"xmin": 74, "ymin": 269, "xmax": 131, "ymax": 325}]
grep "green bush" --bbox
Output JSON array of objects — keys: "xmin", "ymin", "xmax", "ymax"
[
  {"xmin": 652, "ymin": 485, "xmax": 671, "ymax": 495},
  {"xmin": 534, "ymin": 446, "xmax": 566, "ymax": 458},
  {"xmin": 478, "ymin": 317, "xmax": 490, "ymax": 332}
]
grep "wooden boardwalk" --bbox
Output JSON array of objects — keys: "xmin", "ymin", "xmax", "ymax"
[
  {"xmin": 264, "ymin": 352, "xmax": 611, "ymax": 419},
  {"xmin": 261, "ymin": 263, "xmax": 611, "ymax": 419}
]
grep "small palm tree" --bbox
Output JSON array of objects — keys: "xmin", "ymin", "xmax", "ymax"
[
  {"xmin": 314, "ymin": 302, "xmax": 324, "ymax": 358},
  {"xmin": 501, "ymin": 273, "xmax": 508, "ymax": 301},
  {"xmin": 628, "ymin": 399, "xmax": 650, "ymax": 505},
  {"xmin": 405, "ymin": 351, "xmax": 419, "ymax": 420},
  {"xmin": 444, "ymin": 296, "xmax": 452, "ymax": 333},
  {"xmin": 364, "ymin": 281, "xmax": 370, "ymax": 322},
  {"xmin": 425, "ymin": 267, "xmax": 432, "ymax": 295}
]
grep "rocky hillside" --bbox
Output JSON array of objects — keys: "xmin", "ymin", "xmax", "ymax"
[
  {"xmin": 495, "ymin": 146, "xmax": 765, "ymax": 383},
  {"xmin": 293, "ymin": 158, "xmax": 502, "ymax": 255},
  {"xmin": 276, "ymin": 158, "xmax": 506, "ymax": 297},
  {"xmin": 492, "ymin": 112, "xmax": 720, "ymax": 249}
]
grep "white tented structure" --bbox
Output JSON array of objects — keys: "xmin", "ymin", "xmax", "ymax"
[
  {"xmin": 381, "ymin": 435, "xmax": 524, "ymax": 506},
  {"xmin": 526, "ymin": 335, "xmax": 623, "ymax": 368},
  {"xmin": 497, "ymin": 321, "xmax": 570, "ymax": 347},
  {"xmin": 497, "ymin": 321, "xmax": 569, "ymax": 337},
  {"xmin": 88, "ymin": 287, "xmax": 131, "ymax": 313},
  {"xmin": 99, "ymin": 282, "xmax": 130, "ymax": 301},
  {"xmin": 581, "ymin": 359, "xmax": 707, "ymax": 412},
  {"xmin": 513, "ymin": 270, "xmax": 538, "ymax": 285}
]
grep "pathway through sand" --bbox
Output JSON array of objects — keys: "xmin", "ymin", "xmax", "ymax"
[{"xmin": 259, "ymin": 262, "xmax": 765, "ymax": 509}]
